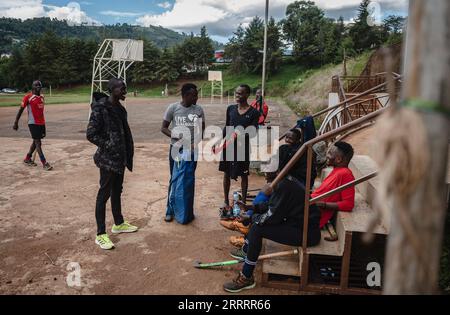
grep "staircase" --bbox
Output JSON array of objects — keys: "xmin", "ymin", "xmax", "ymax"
[{"xmin": 260, "ymin": 73, "xmax": 401, "ymax": 294}]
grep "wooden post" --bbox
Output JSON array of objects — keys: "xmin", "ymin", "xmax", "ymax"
[{"xmin": 382, "ymin": 0, "xmax": 450, "ymax": 294}]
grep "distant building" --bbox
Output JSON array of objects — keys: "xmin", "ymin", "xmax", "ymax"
[
  {"xmin": 214, "ymin": 50, "xmax": 225, "ymax": 63},
  {"xmin": 1, "ymin": 53, "xmax": 12, "ymax": 59}
]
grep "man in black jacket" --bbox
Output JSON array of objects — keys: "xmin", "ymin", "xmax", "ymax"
[
  {"xmin": 223, "ymin": 159, "xmax": 321, "ymax": 292},
  {"xmin": 87, "ymin": 78, "xmax": 138, "ymax": 250}
]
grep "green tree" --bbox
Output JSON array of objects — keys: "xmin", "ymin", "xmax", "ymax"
[
  {"xmin": 225, "ymin": 17, "xmax": 283, "ymax": 76},
  {"xmin": 281, "ymin": 1, "xmax": 342, "ymax": 66},
  {"xmin": 349, "ymin": 0, "xmax": 383, "ymax": 53},
  {"xmin": 156, "ymin": 48, "xmax": 181, "ymax": 84},
  {"xmin": 131, "ymin": 39, "xmax": 161, "ymax": 83}
]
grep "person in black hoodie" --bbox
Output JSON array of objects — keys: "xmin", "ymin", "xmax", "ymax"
[
  {"xmin": 87, "ymin": 78, "xmax": 138, "ymax": 250},
  {"xmin": 222, "ymin": 144, "xmax": 321, "ymax": 293}
]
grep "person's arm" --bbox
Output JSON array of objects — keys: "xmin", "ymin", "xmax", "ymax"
[
  {"xmin": 161, "ymin": 120, "xmax": 173, "ymax": 139},
  {"xmin": 13, "ymin": 107, "xmax": 25, "ymax": 130},
  {"xmin": 314, "ymin": 174, "xmax": 355, "ymax": 212},
  {"xmin": 13, "ymin": 95, "xmax": 28, "ymax": 130},
  {"xmin": 252, "ymin": 183, "xmax": 289, "ymax": 226},
  {"xmin": 86, "ymin": 106, "xmax": 108, "ymax": 148}
]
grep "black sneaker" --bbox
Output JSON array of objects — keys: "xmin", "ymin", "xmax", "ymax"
[
  {"xmin": 230, "ymin": 247, "xmax": 246, "ymax": 260},
  {"xmin": 223, "ymin": 272, "xmax": 255, "ymax": 293},
  {"xmin": 219, "ymin": 206, "xmax": 234, "ymax": 220},
  {"xmin": 43, "ymin": 162, "xmax": 53, "ymax": 171},
  {"xmin": 24, "ymin": 159, "xmax": 37, "ymax": 167},
  {"xmin": 164, "ymin": 214, "xmax": 173, "ymax": 222}
]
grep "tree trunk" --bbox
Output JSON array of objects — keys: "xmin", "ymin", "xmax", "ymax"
[{"xmin": 383, "ymin": 0, "xmax": 450, "ymax": 294}]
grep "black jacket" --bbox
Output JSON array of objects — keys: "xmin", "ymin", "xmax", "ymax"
[
  {"xmin": 252, "ymin": 175, "xmax": 320, "ymax": 229},
  {"xmin": 86, "ymin": 92, "xmax": 134, "ymax": 174}
]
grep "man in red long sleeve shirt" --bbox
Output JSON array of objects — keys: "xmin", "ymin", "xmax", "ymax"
[{"xmin": 311, "ymin": 141, "xmax": 355, "ymax": 229}]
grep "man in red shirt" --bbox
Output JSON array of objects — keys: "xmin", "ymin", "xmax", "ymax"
[
  {"xmin": 13, "ymin": 80, "xmax": 53, "ymax": 171},
  {"xmin": 311, "ymin": 141, "xmax": 355, "ymax": 229},
  {"xmin": 250, "ymin": 89, "xmax": 269, "ymax": 126}
]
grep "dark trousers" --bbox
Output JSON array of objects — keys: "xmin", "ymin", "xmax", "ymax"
[
  {"xmin": 95, "ymin": 168, "xmax": 125, "ymax": 235},
  {"xmin": 166, "ymin": 145, "xmax": 175, "ymax": 216},
  {"xmin": 244, "ymin": 222, "xmax": 321, "ymax": 264}
]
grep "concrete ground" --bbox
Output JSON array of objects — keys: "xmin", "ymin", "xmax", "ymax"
[{"xmin": 0, "ymin": 97, "xmax": 300, "ymax": 295}]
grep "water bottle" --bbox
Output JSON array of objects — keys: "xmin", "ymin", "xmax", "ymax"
[{"xmin": 232, "ymin": 192, "xmax": 240, "ymax": 217}]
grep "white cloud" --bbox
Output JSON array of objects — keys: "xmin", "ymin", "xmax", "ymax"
[
  {"xmin": 0, "ymin": 0, "xmax": 46, "ymax": 20},
  {"xmin": 0, "ymin": 0, "xmax": 100, "ymax": 25},
  {"xmin": 157, "ymin": 2, "xmax": 172, "ymax": 10},
  {"xmin": 47, "ymin": 2, "xmax": 100, "ymax": 25},
  {"xmin": 100, "ymin": 10, "xmax": 143, "ymax": 17},
  {"xmin": 137, "ymin": 0, "xmax": 408, "ymax": 37}
]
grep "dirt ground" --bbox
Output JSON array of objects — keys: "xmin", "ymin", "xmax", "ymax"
[{"xmin": 0, "ymin": 97, "xmax": 301, "ymax": 295}]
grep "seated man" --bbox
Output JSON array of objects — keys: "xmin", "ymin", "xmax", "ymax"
[
  {"xmin": 222, "ymin": 161, "xmax": 321, "ymax": 293},
  {"xmin": 311, "ymin": 141, "xmax": 356, "ymax": 230}
]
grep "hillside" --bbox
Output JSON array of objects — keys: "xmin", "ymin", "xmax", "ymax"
[{"xmin": 0, "ymin": 17, "xmax": 222, "ymax": 53}]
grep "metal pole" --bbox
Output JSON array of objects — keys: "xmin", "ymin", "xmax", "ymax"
[{"xmin": 261, "ymin": 0, "xmax": 269, "ymax": 97}]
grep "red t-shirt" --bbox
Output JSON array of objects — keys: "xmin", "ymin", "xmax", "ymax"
[
  {"xmin": 311, "ymin": 167, "xmax": 355, "ymax": 228},
  {"xmin": 250, "ymin": 99, "xmax": 269, "ymax": 125},
  {"xmin": 21, "ymin": 93, "xmax": 45, "ymax": 125}
]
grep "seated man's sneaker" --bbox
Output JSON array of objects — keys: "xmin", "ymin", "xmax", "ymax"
[
  {"xmin": 230, "ymin": 247, "xmax": 246, "ymax": 260},
  {"xmin": 229, "ymin": 235, "xmax": 245, "ymax": 248},
  {"xmin": 164, "ymin": 214, "xmax": 173, "ymax": 222},
  {"xmin": 111, "ymin": 221, "xmax": 138, "ymax": 234},
  {"xmin": 95, "ymin": 234, "xmax": 115, "ymax": 250},
  {"xmin": 223, "ymin": 272, "xmax": 255, "ymax": 293}
]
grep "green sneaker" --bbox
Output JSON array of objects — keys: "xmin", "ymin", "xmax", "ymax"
[
  {"xmin": 230, "ymin": 247, "xmax": 246, "ymax": 260},
  {"xmin": 111, "ymin": 221, "xmax": 138, "ymax": 234},
  {"xmin": 95, "ymin": 234, "xmax": 114, "ymax": 250}
]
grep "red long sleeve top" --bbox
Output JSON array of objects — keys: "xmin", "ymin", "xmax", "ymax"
[
  {"xmin": 311, "ymin": 167, "xmax": 355, "ymax": 228},
  {"xmin": 250, "ymin": 99, "xmax": 269, "ymax": 125}
]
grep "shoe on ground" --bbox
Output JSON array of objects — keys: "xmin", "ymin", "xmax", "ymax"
[
  {"xmin": 24, "ymin": 159, "xmax": 37, "ymax": 167},
  {"xmin": 230, "ymin": 247, "xmax": 246, "ymax": 260},
  {"xmin": 229, "ymin": 235, "xmax": 245, "ymax": 248},
  {"xmin": 165, "ymin": 214, "xmax": 174, "ymax": 222},
  {"xmin": 43, "ymin": 162, "xmax": 53, "ymax": 171},
  {"xmin": 95, "ymin": 234, "xmax": 115, "ymax": 250},
  {"xmin": 223, "ymin": 272, "xmax": 255, "ymax": 293},
  {"xmin": 111, "ymin": 221, "xmax": 138, "ymax": 234},
  {"xmin": 219, "ymin": 206, "xmax": 235, "ymax": 220}
]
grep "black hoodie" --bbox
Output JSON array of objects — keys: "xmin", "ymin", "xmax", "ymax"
[{"xmin": 86, "ymin": 92, "xmax": 134, "ymax": 174}]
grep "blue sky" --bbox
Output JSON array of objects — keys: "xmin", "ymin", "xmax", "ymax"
[{"xmin": 1, "ymin": 0, "xmax": 408, "ymax": 43}]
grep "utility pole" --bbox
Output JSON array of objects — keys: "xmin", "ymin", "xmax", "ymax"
[
  {"xmin": 381, "ymin": 0, "xmax": 450, "ymax": 294},
  {"xmin": 261, "ymin": 0, "xmax": 269, "ymax": 97}
]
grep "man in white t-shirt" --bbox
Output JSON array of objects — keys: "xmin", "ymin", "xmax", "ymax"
[{"xmin": 161, "ymin": 83, "xmax": 205, "ymax": 223}]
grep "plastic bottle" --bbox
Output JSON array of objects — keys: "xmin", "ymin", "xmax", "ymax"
[{"xmin": 232, "ymin": 192, "xmax": 240, "ymax": 217}]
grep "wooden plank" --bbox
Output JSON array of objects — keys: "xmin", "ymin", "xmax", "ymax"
[
  {"xmin": 340, "ymin": 232, "xmax": 353, "ymax": 289},
  {"xmin": 262, "ymin": 240, "xmax": 301, "ymax": 277}
]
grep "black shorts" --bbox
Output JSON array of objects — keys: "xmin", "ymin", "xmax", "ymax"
[
  {"xmin": 28, "ymin": 124, "xmax": 46, "ymax": 140},
  {"xmin": 219, "ymin": 160, "xmax": 250, "ymax": 180}
]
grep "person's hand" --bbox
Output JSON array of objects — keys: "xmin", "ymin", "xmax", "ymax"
[
  {"xmin": 314, "ymin": 201, "xmax": 326, "ymax": 209},
  {"xmin": 261, "ymin": 184, "xmax": 273, "ymax": 196},
  {"xmin": 13, "ymin": 121, "xmax": 19, "ymax": 131},
  {"xmin": 237, "ymin": 213, "xmax": 251, "ymax": 225}
]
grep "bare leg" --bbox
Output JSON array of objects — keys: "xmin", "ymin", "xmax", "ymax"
[
  {"xmin": 241, "ymin": 175, "xmax": 248, "ymax": 204},
  {"xmin": 34, "ymin": 139, "xmax": 45, "ymax": 164},
  {"xmin": 27, "ymin": 141, "xmax": 36, "ymax": 156},
  {"xmin": 223, "ymin": 173, "xmax": 231, "ymax": 206}
]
